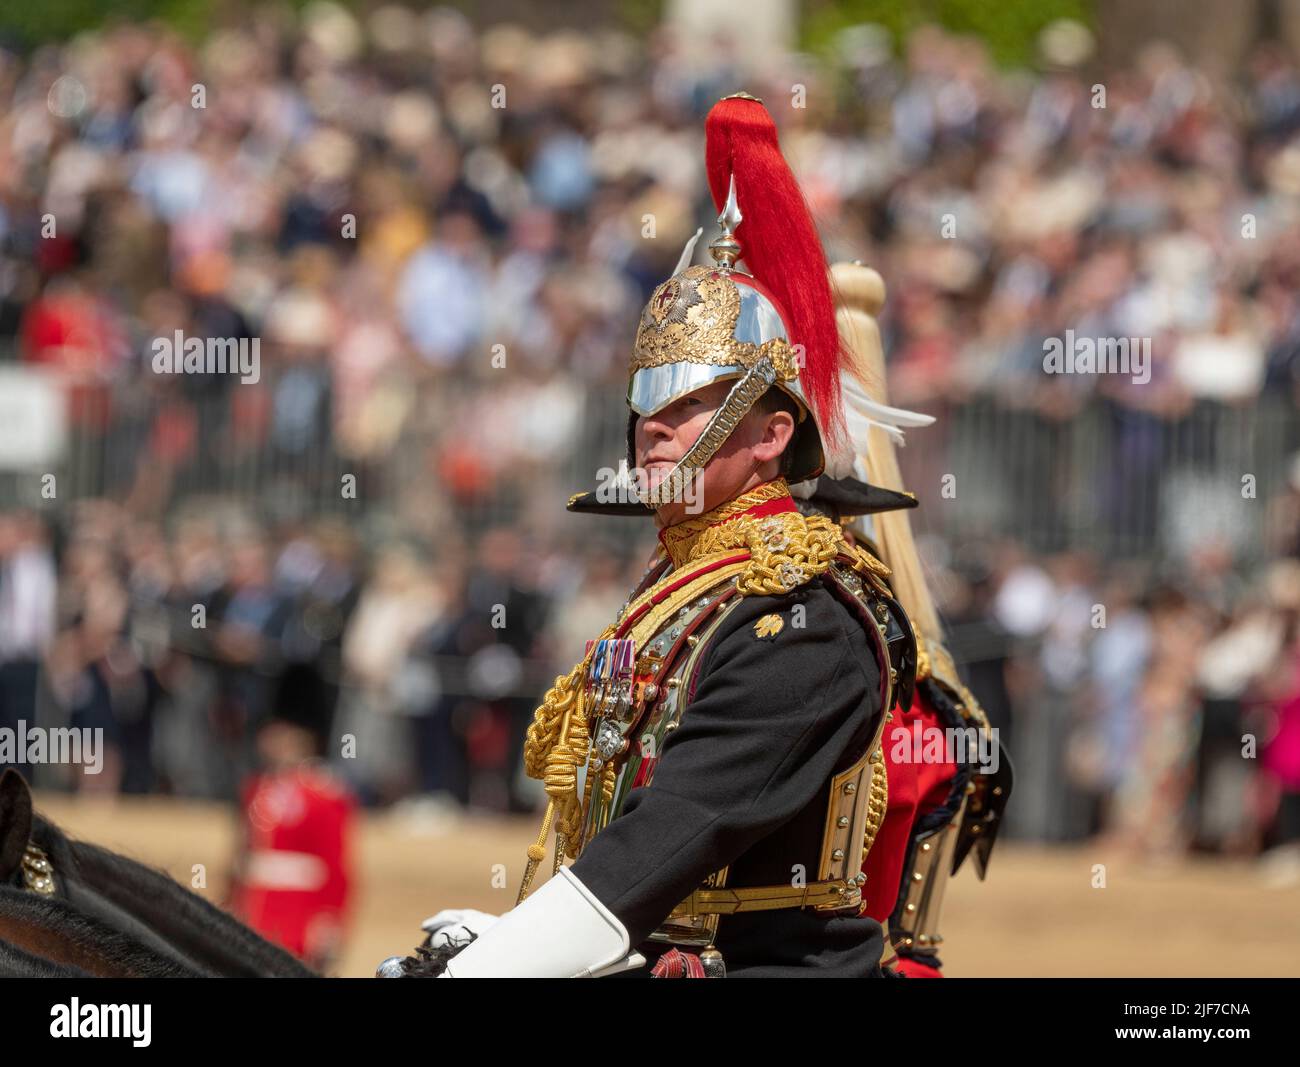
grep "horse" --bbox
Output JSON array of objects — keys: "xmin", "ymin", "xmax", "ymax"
[{"xmin": 0, "ymin": 769, "xmax": 316, "ymax": 977}]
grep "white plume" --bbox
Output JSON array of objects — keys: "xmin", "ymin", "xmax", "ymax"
[
  {"xmin": 672, "ymin": 228, "xmax": 704, "ymax": 276},
  {"xmin": 822, "ymin": 371, "xmax": 935, "ymax": 479}
]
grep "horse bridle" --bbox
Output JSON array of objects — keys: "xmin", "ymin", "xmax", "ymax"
[{"xmin": 21, "ymin": 843, "xmax": 56, "ymax": 895}]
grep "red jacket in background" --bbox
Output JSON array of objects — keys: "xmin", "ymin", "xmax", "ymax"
[{"xmin": 230, "ymin": 764, "xmax": 356, "ymax": 966}]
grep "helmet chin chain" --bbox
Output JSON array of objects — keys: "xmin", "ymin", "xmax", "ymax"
[{"xmin": 634, "ymin": 357, "xmax": 778, "ymax": 508}]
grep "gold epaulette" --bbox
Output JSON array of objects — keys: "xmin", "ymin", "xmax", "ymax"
[{"xmin": 693, "ymin": 509, "xmax": 846, "ymax": 596}]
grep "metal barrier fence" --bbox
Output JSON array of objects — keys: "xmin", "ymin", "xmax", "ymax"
[
  {"xmin": 899, "ymin": 394, "xmax": 1297, "ymax": 562},
  {"xmin": 1, "ymin": 372, "xmax": 1295, "ymax": 563}
]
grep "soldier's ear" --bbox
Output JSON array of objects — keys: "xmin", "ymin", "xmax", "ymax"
[
  {"xmin": 753, "ymin": 409, "xmax": 796, "ymax": 465},
  {"xmin": 0, "ymin": 768, "xmax": 34, "ymax": 883}
]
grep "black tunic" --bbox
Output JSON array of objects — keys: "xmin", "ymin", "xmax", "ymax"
[{"xmin": 569, "ymin": 576, "xmax": 887, "ymax": 977}]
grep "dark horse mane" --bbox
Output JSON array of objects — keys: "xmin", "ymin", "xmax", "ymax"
[
  {"xmin": 0, "ymin": 770, "xmax": 316, "ymax": 978},
  {"xmin": 0, "ymin": 890, "xmax": 197, "ymax": 977},
  {"xmin": 0, "ymin": 926, "xmax": 91, "ymax": 977}
]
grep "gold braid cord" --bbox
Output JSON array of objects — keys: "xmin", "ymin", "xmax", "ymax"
[
  {"xmin": 694, "ymin": 509, "xmax": 845, "ymax": 596},
  {"xmin": 517, "ymin": 624, "xmax": 615, "ymax": 902},
  {"xmin": 862, "ymin": 749, "xmax": 889, "ymax": 863},
  {"xmin": 658, "ymin": 478, "xmax": 792, "ymax": 565},
  {"xmin": 845, "ymin": 540, "xmax": 892, "ymax": 581}
]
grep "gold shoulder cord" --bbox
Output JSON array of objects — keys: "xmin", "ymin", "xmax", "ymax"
[
  {"xmin": 846, "ymin": 541, "xmax": 892, "ymax": 581},
  {"xmin": 695, "ymin": 510, "xmax": 845, "ymax": 595}
]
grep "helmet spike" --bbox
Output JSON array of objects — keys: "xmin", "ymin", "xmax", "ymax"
[{"xmin": 708, "ymin": 174, "xmax": 743, "ymax": 269}]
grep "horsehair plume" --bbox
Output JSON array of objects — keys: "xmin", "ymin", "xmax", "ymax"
[
  {"xmin": 705, "ymin": 96, "xmax": 846, "ymax": 448},
  {"xmin": 830, "ymin": 260, "xmax": 944, "ymax": 641}
]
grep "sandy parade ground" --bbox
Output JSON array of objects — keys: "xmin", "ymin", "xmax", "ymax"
[{"xmin": 30, "ymin": 792, "xmax": 1300, "ymax": 979}]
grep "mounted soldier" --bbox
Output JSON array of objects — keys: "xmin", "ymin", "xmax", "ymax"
[{"xmin": 383, "ymin": 93, "xmax": 1006, "ymax": 979}]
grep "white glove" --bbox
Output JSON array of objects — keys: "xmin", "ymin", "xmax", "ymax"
[
  {"xmin": 441, "ymin": 867, "xmax": 641, "ymax": 978},
  {"xmin": 419, "ymin": 908, "xmax": 499, "ymax": 950}
]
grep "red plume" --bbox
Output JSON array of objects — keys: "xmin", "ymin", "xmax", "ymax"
[{"xmin": 705, "ymin": 96, "xmax": 845, "ymax": 447}]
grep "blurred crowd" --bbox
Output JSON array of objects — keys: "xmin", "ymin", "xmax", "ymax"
[
  {"xmin": 934, "ymin": 539, "xmax": 1300, "ymax": 873},
  {"xmin": 0, "ymin": 8, "xmax": 1299, "ymax": 868},
  {"xmin": 0, "ymin": 502, "xmax": 644, "ymax": 812}
]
